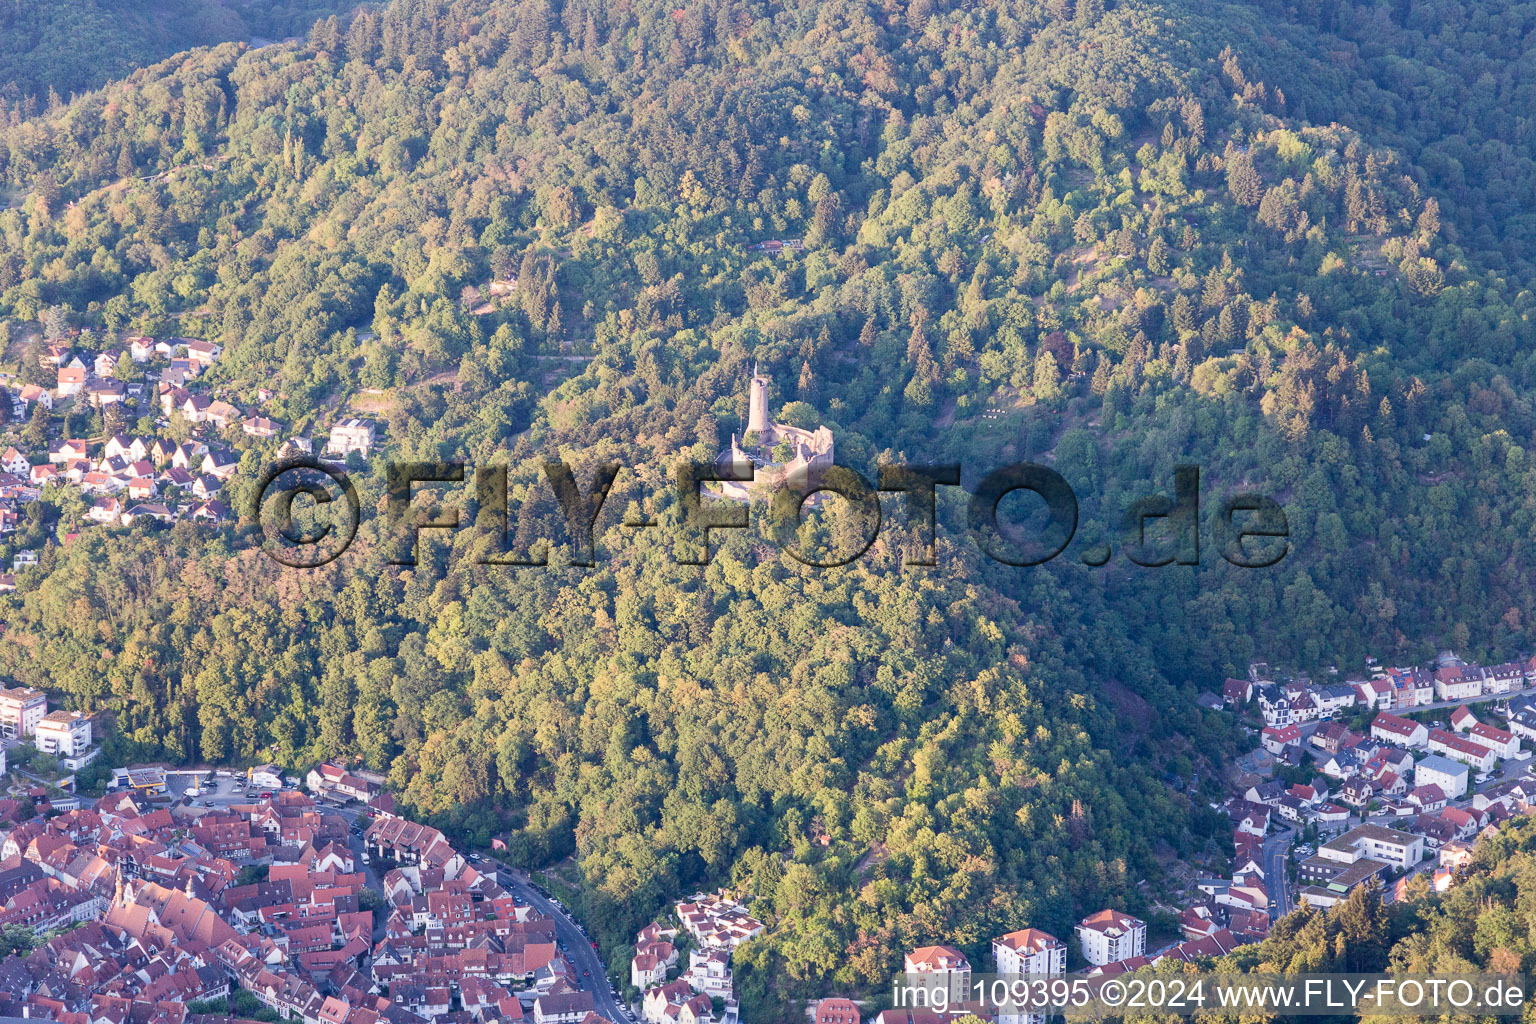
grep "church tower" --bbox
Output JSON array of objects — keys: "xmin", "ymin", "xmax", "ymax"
[{"xmin": 747, "ymin": 363, "xmax": 771, "ymax": 437}]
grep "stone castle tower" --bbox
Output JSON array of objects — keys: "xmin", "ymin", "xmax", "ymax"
[
  {"xmin": 747, "ymin": 362, "xmax": 771, "ymax": 436},
  {"xmin": 715, "ymin": 364, "xmax": 835, "ymax": 502}
]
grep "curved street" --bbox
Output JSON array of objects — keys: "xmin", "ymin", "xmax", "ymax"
[{"xmin": 487, "ymin": 859, "xmax": 634, "ymax": 1024}]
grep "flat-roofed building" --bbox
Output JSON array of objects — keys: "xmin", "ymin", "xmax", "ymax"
[
  {"xmin": 0, "ymin": 686, "xmax": 47, "ymax": 737},
  {"xmin": 35, "ymin": 709, "xmax": 92, "ymax": 757}
]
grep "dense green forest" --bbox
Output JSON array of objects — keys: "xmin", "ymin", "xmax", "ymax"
[
  {"xmin": 0, "ymin": 0, "xmax": 1533, "ymax": 1015},
  {"xmin": 0, "ymin": 0, "xmax": 362, "ymax": 107}
]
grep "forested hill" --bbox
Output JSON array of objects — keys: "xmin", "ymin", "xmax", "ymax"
[
  {"xmin": 0, "ymin": 0, "xmax": 363, "ymax": 108},
  {"xmin": 0, "ymin": 0, "xmax": 1531, "ymax": 1016}
]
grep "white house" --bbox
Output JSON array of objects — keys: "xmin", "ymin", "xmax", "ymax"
[
  {"xmin": 1335, "ymin": 824, "xmax": 1424, "ymax": 869},
  {"xmin": 35, "ymin": 710, "xmax": 93, "ymax": 765},
  {"xmin": 1509, "ymin": 709, "xmax": 1536, "ymax": 745},
  {"xmin": 56, "ymin": 365, "xmax": 85, "ymax": 397},
  {"xmin": 533, "ymin": 993, "xmax": 596, "ymax": 1024},
  {"xmin": 993, "ymin": 928, "xmax": 1066, "ymax": 977},
  {"xmin": 1370, "ymin": 712, "xmax": 1427, "ymax": 748},
  {"xmin": 643, "ymin": 983, "xmax": 711, "ymax": 1024},
  {"xmin": 631, "ymin": 943, "xmax": 675, "ymax": 989},
  {"xmin": 1427, "ymin": 729, "xmax": 1496, "ymax": 772},
  {"xmin": 0, "ymin": 686, "xmax": 48, "ymax": 738},
  {"xmin": 185, "ymin": 339, "xmax": 222, "ymax": 366},
  {"xmin": 1484, "ymin": 662, "xmax": 1525, "ymax": 694},
  {"xmin": 1314, "ymin": 684, "xmax": 1356, "ymax": 717},
  {"xmin": 104, "ymin": 435, "xmax": 149, "ymax": 462},
  {"xmin": 48, "ymin": 439, "xmax": 90, "ymax": 464},
  {"xmin": 1469, "ymin": 721, "xmax": 1520, "ymax": 760},
  {"xmin": 327, "ymin": 418, "xmax": 377, "ymax": 457},
  {"xmin": 682, "ymin": 948, "xmax": 732, "ymax": 1000},
  {"xmin": 248, "ymin": 764, "xmax": 284, "ymax": 790},
  {"xmin": 1415, "ymin": 754, "xmax": 1470, "ymax": 800},
  {"xmin": 1261, "ymin": 724, "xmax": 1301, "ymax": 754},
  {"xmin": 1435, "ymin": 667, "xmax": 1483, "ymax": 702}
]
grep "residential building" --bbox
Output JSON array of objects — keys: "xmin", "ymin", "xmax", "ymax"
[
  {"xmin": 0, "ymin": 686, "xmax": 48, "ymax": 737},
  {"xmin": 56, "ymin": 366, "xmax": 85, "ymax": 397},
  {"xmin": 48, "ymin": 439, "xmax": 89, "ymax": 464},
  {"xmin": 205, "ymin": 401, "xmax": 242, "ymax": 430},
  {"xmin": 327, "ymin": 418, "xmax": 377, "ymax": 457},
  {"xmin": 815, "ymin": 999, "xmax": 861, "ymax": 1024},
  {"xmin": 682, "ymin": 947, "xmax": 732, "ymax": 1000},
  {"xmin": 1261, "ymin": 723, "xmax": 1300, "ymax": 754},
  {"xmin": 1469, "ymin": 721, "xmax": 1520, "ymax": 759},
  {"xmin": 1484, "ymin": 662, "xmax": 1525, "ymax": 694},
  {"xmin": 992, "ymin": 928, "xmax": 1065, "ymax": 976},
  {"xmin": 645, "ymin": 982, "xmax": 712, "ymax": 1024},
  {"xmin": 533, "ymin": 992, "xmax": 595, "ymax": 1024},
  {"xmin": 1370, "ymin": 712, "xmax": 1427, "ymax": 748},
  {"xmin": 1427, "ymin": 729, "xmax": 1496, "ymax": 772},
  {"xmin": 1074, "ymin": 910, "xmax": 1145, "ymax": 967},
  {"xmin": 676, "ymin": 894, "xmax": 764, "ymax": 950},
  {"xmin": 1510, "ymin": 709, "xmax": 1536, "ymax": 745},
  {"xmin": 1256, "ymin": 686, "xmax": 1291, "ymax": 726},
  {"xmin": 34, "ymin": 709, "xmax": 92, "ymax": 758},
  {"xmin": 1415, "ymin": 754, "xmax": 1470, "ymax": 799},
  {"xmin": 244, "ymin": 416, "xmax": 282, "ymax": 438},
  {"xmin": 905, "ymin": 946, "xmax": 971, "ymax": 1004},
  {"xmin": 629, "ymin": 945, "xmax": 672, "ymax": 994},
  {"xmin": 1389, "ymin": 668, "xmax": 1434, "ymax": 707},
  {"xmin": 1434, "ymin": 667, "xmax": 1483, "ymax": 702},
  {"xmin": 992, "ymin": 929, "xmax": 1064, "ymax": 1024},
  {"xmin": 185, "ymin": 340, "xmax": 222, "ymax": 366},
  {"xmin": 248, "ymin": 764, "xmax": 284, "ymax": 790},
  {"xmin": 1315, "ymin": 684, "xmax": 1356, "ymax": 717}
]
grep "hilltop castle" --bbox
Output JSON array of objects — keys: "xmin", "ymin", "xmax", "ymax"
[{"xmin": 715, "ymin": 364, "xmax": 833, "ymax": 501}]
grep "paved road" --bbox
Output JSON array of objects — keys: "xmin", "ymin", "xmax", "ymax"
[
  {"xmin": 1263, "ymin": 828, "xmax": 1293, "ymax": 920},
  {"xmin": 1394, "ymin": 685, "xmax": 1536, "ymax": 717},
  {"xmin": 488, "ymin": 860, "xmax": 633, "ymax": 1023}
]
